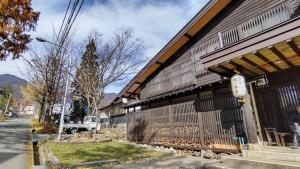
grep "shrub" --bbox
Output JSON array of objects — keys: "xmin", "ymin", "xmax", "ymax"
[{"xmin": 40, "ymin": 124, "xmax": 57, "ymax": 134}]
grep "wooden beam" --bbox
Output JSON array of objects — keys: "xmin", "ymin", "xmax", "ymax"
[
  {"xmin": 268, "ymin": 46, "xmax": 295, "ymax": 68},
  {"xmin": 253, "ymin": 52, "xmax": 281, "ymax": 71},
  {"xmin": 240, "ymin": 56, "xmax": 269, "ymax": 74},
  {"xmin": 287, "ymin": 39, "xmax": 300, "ymax": 55},
  {"xmin": 218, "ymin": 65, "xmax": 235, "ymax": 75},
  {"xmin": 229, "ymin": 61, "xmax": 257, "ymax": 76},
  {"xmin": 184, "ymin": 33, "xmax": 193, "ymax": 39},
  {"xmin": 128, "ymin": 84, "xmax": 142, "ymax": 99},
  {"xmin": 155, "ymin": 61, "xmax": 163, "ymax": 65},
  {"xmin": 207, "ymin": 68, "xmax": 231, "ymax": 77}
]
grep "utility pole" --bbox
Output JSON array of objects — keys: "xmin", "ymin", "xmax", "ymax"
[{"xmin": 57, "ymin": 54, "xmax": 71, "ymax": 141}]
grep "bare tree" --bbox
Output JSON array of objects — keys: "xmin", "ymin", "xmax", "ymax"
[
  {"xmin": 73, "ymin": 27, "xmax": 144, "ymax": 119},
  {"xmin": 24, "ymin": 35, "xmax": 71, "ymax": 122}
]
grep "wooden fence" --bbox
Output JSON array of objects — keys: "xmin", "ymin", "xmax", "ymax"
[{"xmin": 128, "ymin": 88, "xmax": 246, "ymax": 152}]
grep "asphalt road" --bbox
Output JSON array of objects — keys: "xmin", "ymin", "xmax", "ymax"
[{"xmin": 0, "ymin": 118, "xmax": 31, "ymax": 169}]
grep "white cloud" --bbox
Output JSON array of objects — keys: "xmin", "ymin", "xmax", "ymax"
[{"xmin": 0, "ymin": 0, "xmax": 209, "ymax": 92}]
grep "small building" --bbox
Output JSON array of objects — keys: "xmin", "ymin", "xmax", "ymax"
[
  {"xmin": 118, "ymin": 0, "xmax": 300, "ymax": 153},
  {"xmin": 99, "ymin": 96, "xmax": 140, "ymax": 128},
  {"xmin": 24, "ymin": 105, "xmax": 35, "ymax": 115}
]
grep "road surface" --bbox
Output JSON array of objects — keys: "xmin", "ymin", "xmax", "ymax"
[{"xmin": 0, "ymin": 118, "xmax": 31, "ymax": 169}]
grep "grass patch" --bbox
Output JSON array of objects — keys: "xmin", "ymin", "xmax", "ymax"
[{"xmin": 49, "ymin": 141, "xmax": 169, "ymax": 166}]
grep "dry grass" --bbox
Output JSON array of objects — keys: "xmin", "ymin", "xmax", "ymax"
[
  {"xmin": 32, "ymin": 119, "xmax": 56, "ymax": 134},
  {"xmin": 0, "ymin": 115, "xmax": 5, "ymax": 122},
  {"xmin": 49, "ymin": 141, "xmax": 169, "ymax": 166},
  {"xmin": 32, "ymin": 119, "xmax": 43, "ymax": 133}
]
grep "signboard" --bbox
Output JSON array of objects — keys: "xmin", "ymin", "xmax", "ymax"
[
  {"xmin": 255, "ymin": 74, "xmax": 269, "ymax": 88},
  {"xmin": 53, "ymin": 104, "xmax": 62, "ymax": 114},
  {"xmin": 231, "ymin": 74, "xmax": 247, "ymax": 98}
]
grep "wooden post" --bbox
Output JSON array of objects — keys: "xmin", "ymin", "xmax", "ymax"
[
  {"xmin": 242, "ymin": 92, "xmax": 258, "ymax": 144},
  {"xmin": 233, "ymin": 68, "xmax": 258, "ymax": 144},
  {"xmin": 248, "ymin": 82, "xmax": 263, "ymax": 142}
]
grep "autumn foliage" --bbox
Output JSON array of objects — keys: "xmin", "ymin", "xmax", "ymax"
[{"xmin": 0, "ymin": 0, "xmax": 39, "ymax": 60}]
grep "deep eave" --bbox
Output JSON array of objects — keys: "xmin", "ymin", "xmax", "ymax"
[{"xmin": 118, "ymin": 0, "xmax": 232, "ymax": 98}]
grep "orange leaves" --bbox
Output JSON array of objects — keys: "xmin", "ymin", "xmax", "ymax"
[{"xmin": 0, "ymin": 0, "xmax": 39, "ymax": 60}]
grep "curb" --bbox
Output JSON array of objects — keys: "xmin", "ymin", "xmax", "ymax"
[{"xmin": 39, "ymin": 142, "xmax": 62, "ymax": 169}]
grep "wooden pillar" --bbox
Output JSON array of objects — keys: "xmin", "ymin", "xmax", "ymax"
[
  {"xmin": 242, "ymin": 92, "xmax": 258, "ymax": 144},
  {"xmin": 234, "ymin": 67, "xmax": 258, "ymax": 144},
  {"xmin": 249, "ymin": 82, "xmax": 263, "ymax": 142}
]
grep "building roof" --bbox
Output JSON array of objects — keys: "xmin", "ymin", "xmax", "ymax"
[
  {"xmin": 99, "ymin": 93, "xmax": 118, "ymax": 109},
  {"xmin": 119, "ymin": 0, "xmax": 231, "ymax": 98}
]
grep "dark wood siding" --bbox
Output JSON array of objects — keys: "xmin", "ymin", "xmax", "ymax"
[
  {"xmin": 140, "ymin": 0, "xmax": 299, "ymax": 100},
  {"xmin": 140, "ymin": 53, "xmax": 196, "ymax": 100},
  {"xmin": 128, "ymin": 86, "xmax": 245, "ymax": 152}
]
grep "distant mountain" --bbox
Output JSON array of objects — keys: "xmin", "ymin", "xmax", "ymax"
[{"xmin": 0, "ymin": 74, "xmax": 28, "ymax": 100}]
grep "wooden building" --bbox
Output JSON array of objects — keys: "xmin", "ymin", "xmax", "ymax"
[
  {"xmin": 119, "ymin": 0, "xmax": 300, "ymax": 153},
  {"xmin": 99, "ymin": 97, "xmax": 140, "ymax": 128}
]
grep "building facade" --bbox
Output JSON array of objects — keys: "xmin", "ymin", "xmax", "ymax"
[
  {"xmin": 120, "ymin": 0, "xmax": 300, "ymax": 153},
  {"xmin": 99, "ymin": 97, "xmax": 140, "ymax": 128}
]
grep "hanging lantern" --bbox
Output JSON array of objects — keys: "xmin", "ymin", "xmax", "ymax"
[{"xmin": 231, "ymin": 74, "xmax": 247, "ymax": 98}]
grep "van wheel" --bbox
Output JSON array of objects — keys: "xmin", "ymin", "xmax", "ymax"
[{"xmin": 71, "ymin": 128, "xmax": 77, "ymax": 134}]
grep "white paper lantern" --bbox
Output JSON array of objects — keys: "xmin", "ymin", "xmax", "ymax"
[
  {"xmin": 231, "ymin": 74, "xmax": 247, "ymax": 98},
  {"xmin": 122, "ymin": 98, "xmax": 128, "ymax": 104}
]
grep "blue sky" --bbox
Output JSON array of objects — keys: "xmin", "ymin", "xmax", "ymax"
[{"xmin": 0, "ymin": 0, "xmax": 209, "ymax": 93}]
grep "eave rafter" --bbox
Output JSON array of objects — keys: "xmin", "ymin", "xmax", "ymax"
[
  {"xmin": 253, "ymin": 51, "xmax": 281, "ymax": 71},
  {"xmin": 207, "ymin": 68, "xmax": 230, "ymax": 77},
  {"xmin": 240, "ymin": 56, "xmax": 269, "ymax": 74},
  {"xmin": 218, "ymin": 64, "xmax": 235, "ymax": 75},
  {"xmin": 228, "ymin": 61, "xmax": 257, "ymax": 76},
  {"xmin": 268, "ymin": 46, "xmax": 295, "ymax": 68},
  {"xmin": 287, "ymin": 39, "xmax": 300, "ymax": 56}
]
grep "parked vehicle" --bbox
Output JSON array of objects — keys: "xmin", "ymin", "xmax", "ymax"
[
  {"xmin": 4, "ymin": 112, "xmax": 12, "ymax": 119},
  {"xmin": 11, "ymin": 112, "xmax": 18, "ymax": 118},
  {"xmin": 64, "ymin": 116, "xmax": 98, "ymax": 134}
]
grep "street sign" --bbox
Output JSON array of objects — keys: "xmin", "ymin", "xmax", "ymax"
[{"xmin": 53, "ymin": 104, "xmax": 62, "ymax": 114}]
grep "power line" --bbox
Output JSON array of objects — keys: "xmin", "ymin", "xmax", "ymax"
[
  {"xmin": 58, "ymin": 0, "xmax": 79, "ymax": 46},
  {"xmin": 58, "ymin": 0, "xmax": 85, "ymax": 47},
  {"xmin": 53, "ymin": 0, "xmax": 84, "ymax": 55},
  {"xmin": 56, "ymin": 0, "xmax": 71, "ymax": 43},
  {"xmin": 64, "ymin": 0, "xmax": 84, "ymax": 40}
]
